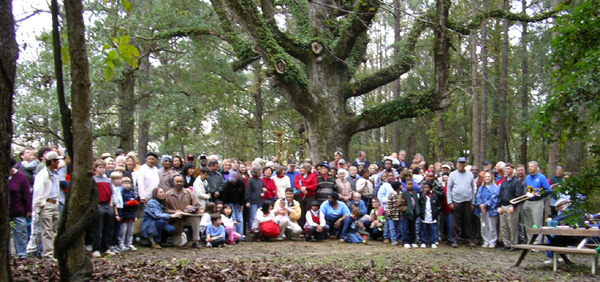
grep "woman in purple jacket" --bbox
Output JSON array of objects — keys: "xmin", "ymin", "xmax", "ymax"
[{"xmin": 9, "ymin": 157, "xmax": 32, "ymax": 258}]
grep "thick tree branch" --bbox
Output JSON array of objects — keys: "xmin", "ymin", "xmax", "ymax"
[
  {"xmin": 343, "ymin": 17, "xmax": 429, "ymax": 100},
  {"xmin": 347, "ymin": 89, "xmax": 450, "ymax": 134},
  {"xmin": 448, "ymin": 1, "xmax": 572, "ymax": 35},
  {"xmin": 213, "ymin": 0, "xmax": 315, "ymax": 116},
  {"xmin": 333, "ymin": 0, "xmax": 379, "ymax": 60},
  {"xmin": 154, "ymin": 27, "xmax": 227, "ymax": 41},
  {"xmin": 260, "ymin": 0, "xmax": 311, "ymax": 62}
]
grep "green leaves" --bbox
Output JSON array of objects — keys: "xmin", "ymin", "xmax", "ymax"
[{"xmin": 103, "ymin": 34, "xmax": 140, "ymax": 80}]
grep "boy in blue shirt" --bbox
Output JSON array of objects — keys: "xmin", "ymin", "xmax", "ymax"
[{"xmin": 206, "ymin": 213, "xmax": 226, "ymax": 248}]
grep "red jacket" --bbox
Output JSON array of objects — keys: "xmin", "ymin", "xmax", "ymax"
[
  {"xmin": 294, "ymin": 173, "xmax": 318, "ymax": 197},
  {"xmin": 262, "ymin": 177, "xmax": 277, "ymax": 200}
]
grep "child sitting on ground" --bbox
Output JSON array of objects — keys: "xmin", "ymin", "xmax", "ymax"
[
  {"xmin": 273, "ymin": 198, "xmax": 295, "ymax": 223},
  {"xmin": 340, "ymin": 207, "xmax": 365, "ymax": 244},
  {"xmin": 367, "ymin": 198, "xmax": 385, "ymax": 240},
  {"xmin": 118, "ymin": 177, "xmax": 138, "ymax": 252},
  {"xmin": 200, "ymin": 202, "xmax": 215, "ymax": 237},
  {"xmin": 419, "ymin": 182, "xmax": 440, "ymax": 248},
  {"xmin": 205, "ymin": 213, "xmax": 226, "ymax": 248},
  {"xmin": 304, "ymin": 201, "xmax": 329, "ymax": 242},
  {"xmin": 221, "ymin": 205, "xmax": 241, "ymax": 244}
]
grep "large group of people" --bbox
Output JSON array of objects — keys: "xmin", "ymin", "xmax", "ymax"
[{"xmin": 9, "ymin": 146, "xmax": 573, "ymax": 263}]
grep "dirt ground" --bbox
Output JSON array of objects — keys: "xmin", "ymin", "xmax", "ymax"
[{"xmin": 11, "ymin": 240, "xmax": 600, "ymax": 281}]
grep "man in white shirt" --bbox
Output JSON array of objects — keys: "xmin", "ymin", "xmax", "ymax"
[{"xmin": 137, "ymin": 152, "xmax": 160, "ymax": 218}]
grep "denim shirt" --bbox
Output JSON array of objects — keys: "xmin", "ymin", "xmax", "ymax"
[{"xmin": 475, "ymin": 184, "xmax": 499, "ymax": 217}]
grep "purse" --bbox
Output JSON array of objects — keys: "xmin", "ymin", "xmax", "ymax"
[{"xmin": 260, "ymin": 220, "xmax": 281, "ymax": 238}]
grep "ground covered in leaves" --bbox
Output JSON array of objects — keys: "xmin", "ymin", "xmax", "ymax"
[{"xmin": 11, "ymin": 240, "xmax": 599, "ymax": 281}]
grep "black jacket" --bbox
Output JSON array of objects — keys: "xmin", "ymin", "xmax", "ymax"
[
  {"xmin": 498, "ymin": 176, "xmax": 524, "ymax": 206},
  {"xmin": 419, "ymin": 192, "xmax": 441, "ymax": 220}
]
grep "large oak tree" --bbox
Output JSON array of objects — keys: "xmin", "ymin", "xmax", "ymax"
[{"xmin": 209, "ymin": 0, "xmax": 567, "ymax": 162}]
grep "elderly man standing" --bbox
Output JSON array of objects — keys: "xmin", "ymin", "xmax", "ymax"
[
  {"xmin": 447, "ymin": 157, "xmax": 477, "ymax": 248},
  {"xmin": 522, "ymin": 161, "xmax": 552, "ymax": 245},
  {"xmin": 27, "ymin": 151, "xmax": 62, "ymax": 258},
  {"xmin": 137, "ymin": 152, "xmax": 160, "ymax": 218},
  {"xmin": 164, "ymin": 175, "xmax": 202, "ymax": 248}
]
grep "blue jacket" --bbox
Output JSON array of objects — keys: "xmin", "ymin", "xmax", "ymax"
[
  {"xmin": 141, "ymin": 199, "xmax": 171, "ymax": 238},
  {"xmin": 475, "ymin": 184, "xmax": 499, "ymax": 217},
  {"xmin": 120, "ymin": 187, "xmax": 138, "ymax": 220},
  {"xmin": 348, "ymin": 199, "xmax": 367, "ymax": 215}
]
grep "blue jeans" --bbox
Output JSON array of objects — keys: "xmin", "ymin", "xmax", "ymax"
[
  {"xmin": 383, "ymin": 216, "xmax": 400, "ymax": 242},
  {"xmin": 415, "ymin": 217, "xmax": 422, "ymax": 242},
  {"xmin": 248, "ymin": 204, "xmax": 259, "ymax": 231},
  {"xmin": 305, "ymin": 225, "xmax": 330, "ymax": 240},
  {"xmin": 401, "ymin": 218, "xmax": 416, "ymax": 244},
  {"xmin": 421, "ymin": 222, "xmax": 439, "ymax": 245},
  {"xmin": 152, "ymin": 219, "xmax": 177, "ymax": 243},
  {"xmin": 231, "ymin": 204, "xmax": 244, "ymax": 235},
  {"xmin": 344, "ymin": 232, "xmax": 363, "ymax": 244},
  {"xmin": 11, "ymin": 217, "xmax": 29, "ymax": 257}
]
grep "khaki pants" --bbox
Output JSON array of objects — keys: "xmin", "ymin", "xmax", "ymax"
[
  {"xmin": 522, "ymin": 199, "xmax": 543, "ymax": 244},
  {"xmin": 499, "ymin": 205, "xmax": 520, "ymax": 248},
  {"xmin": 40, "ymin": 202, "xmax": 60, "ymax": 258},
  {"xmin": 172, "ymin": 216, "xmax": 201, "ymax": 246}
]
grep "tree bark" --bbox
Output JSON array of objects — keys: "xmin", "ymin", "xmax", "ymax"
[
  {"xmin": 519, "ymin": 0, "xmax": 529, "ymax": 166},
  {"xmin": 480, "ymin": 0, "xmax": 489, "ymax": 164},
  {"xmin": 55, "ymin": 0, "xmax": 97, "ymax": 281},
  {"xmin": 137, "ymin": 54, "xmax": 150, "ymax": 158},
  {"xmin": 254, "ymin": 63, "xmax": 264, "ymax": 158},
  {"xmin": 119, "ymin": 70, "xmax": 136, "ymax": 152},
  {"xmin": 498, "ymin": 0, "xmax": 510, "ymax": 161},
  {"xmin": 471, "ymin": 0, "xmax": 480, "ymax": 166},
  {"xmin": 433, "ymin": 0, "xmax": 450, "ymax": 162},
  {"xmin": 548, "ymin": 0, "xmax": 560, "ymax": 174},
  {"xmin": 392, "ymin": 0, "xmax": 402, "ymax": 153},
  {"xmin": 0, "ymin": 1, "xmax": 18, "ymax": 281}
]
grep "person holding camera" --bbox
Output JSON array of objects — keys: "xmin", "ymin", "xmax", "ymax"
[{"xmin": 164, "ymin": 174, "xmax": 203, "ymax": 248}]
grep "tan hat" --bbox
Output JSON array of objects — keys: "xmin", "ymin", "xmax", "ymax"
[{"xmin": 46, "ymin": 151, "xmax": 64, "ymax": 161}]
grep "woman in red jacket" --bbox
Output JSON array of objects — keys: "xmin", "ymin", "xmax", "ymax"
[
  {"xmin": 262, "ymin": 167, "xmax": 278, "ymax": 201},
  {"xmin": 294, "ymin": 162, "xmax": 318, "ymax": 228}
]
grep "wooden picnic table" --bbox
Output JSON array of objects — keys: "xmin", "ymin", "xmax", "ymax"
[{"xmin": 513, "ymin": 227, "xmax": 600, "ymax": 274}]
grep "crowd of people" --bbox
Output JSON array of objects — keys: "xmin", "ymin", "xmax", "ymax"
[{"xmin": 9, "ymin": 147, "xmax": 572, "ymax": 262}]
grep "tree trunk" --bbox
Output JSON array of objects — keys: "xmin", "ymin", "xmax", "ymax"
[
  {"xmin": 498, "ymin": 0, "xmax": 510, "ymax": 161},
  {"xmin": 254, "ymin": 63, "xmax": 264, "ymax": 158},
  {"xmin": 433, "ymin": 0, "xmax": 450, "ymax": 162},
  {"xmin": 55, "ymin": 0, "xmax": 97, "ymax": 281},
  {"xmin": 471, "ymin": 0, "xmax": 480, "ymax": 166},
  {"xmin": 519, "ymin": 0, "xmax": 529, "ymax": 166},
  {"xmin": 0, "ymin": 1, "xmax": 18, "ymax": 281},
  {"xmin": 548, "ymin": 0, "xmax": 560, "ymax": 174},
  {"xmin": 391, "ymin": 0, "xmax": 401, "ymax": 153},
  {"xmin": 137, "ymin": 54, "xmax": 150, "ymax": 158},
  {"xmin": 118, "ymin": 70, "xmax": 136, "ymax": 152},
  {"xmin": 480, "ymin": 0, "xmax": 489, "ymax": 163}
]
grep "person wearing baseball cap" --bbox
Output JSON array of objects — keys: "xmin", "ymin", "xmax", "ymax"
[
  {"xmin": 304, "ymin": 200, "xmax": 329, "ymax": 241},
  {"xmin": 28, "ymin": 150, "xmax": 62, "ymax": 258},
  {"xmin": 446, "ymin": 157, "xmax": 477, "ymax": 248}
]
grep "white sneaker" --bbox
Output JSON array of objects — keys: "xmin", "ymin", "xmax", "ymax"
[
  {"xmin": 411, "ymin": 243, "xmax": 418, "ymax": 248},
  {"xmin": 482, "ymin": 242, "xmax": 489, "ymax": 248},
  {"xmin": 85, "ymin": 245, "xmax": 93, "ymax": 252},
  {"xmin": 105, "ymin": 250, "xmax": 116, "ymax": 256},
  {"xmin": 420, "ymin": 243, "xmax": 427, "ymax": 248},
  {"xmin": 403, "ymin": 244, "xmax": 411, "ymax": 249},
  {"xmin": 91, "ymin": 251, "xmax": 101, "ymax": 258},
  {"xmin": 127, "ymin": 245, "xmax": 137, "ymax": 251},
  {"xmin": 431, "ymin": 244, "xmax": 438, "ymax": 249},
  {"xmin": 206, "ymin": 242, "xmax": 212, "ymax": 248},
  {"xmin": 488, "ymin": 244, "xmax": 495, "ymax": 249}
]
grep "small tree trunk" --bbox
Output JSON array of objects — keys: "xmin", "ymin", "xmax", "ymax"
[
  {"xmin": 471, "ymin": 0, "xmax": 480, "ymax": 166},
  {"xmin": 434, "ymin": 0, "xmax": 449, "ymax": 162},
  {"xmin": 548, "ymin": 0, "xmax": 560, "ymax": 174},
  {"xmin": 392, "ymin": 0, "xmax": 401, "ymax": 153},
  {"xmin": 254, "ymin": 63, "xmax": 264, "ymax": 158},
  {"xmin": 480, "ymin": 0, "xmax": 489, "ymax": 163},
  {"xmin": 498, "ymin": 0, "xmax": 510, "ymax": 161},
  {"xmin": 119, "ymin": 70, "xmax": 136, "ymax": 152},
  {"xmin": 55, "ymin": 0, "xmax": 97, "ymax": 280},
  {"xmin": 0, "ymin": 1, "xmax": 18, "ymax": 281},
  {"xmin": 137, "ymin": 54, "xmax": 150, "ymax": 158},
  {"xmin": 519, "ymin": 0, "xmax": 529, "ymax": 166}
]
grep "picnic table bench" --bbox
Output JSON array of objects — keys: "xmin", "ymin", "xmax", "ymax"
[{"xmin": 513, "ymin": 227, "xmax": 600, "ymax": 274}]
